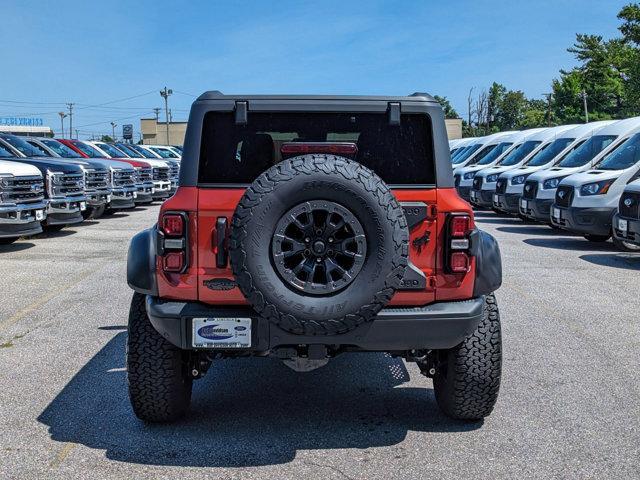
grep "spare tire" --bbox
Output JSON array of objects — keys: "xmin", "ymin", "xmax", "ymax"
[{"xmin": 230, "ymin": 154, "xmax": 409, "ymax": 336}]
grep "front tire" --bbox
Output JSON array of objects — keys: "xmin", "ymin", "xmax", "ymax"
[
  {"xmin": 433, "ymin": 294, "xmax": 502, "ymax": 420},
  {"xmin": 0, "ymin": 237, "xmax": 17, "ymax": 245},
  {"xmin": 127, "ymin": 292, "xmax": 192, "ymax": 423},
  {"xmin": 613, "ymin": 237, "xmax": 640, "ymax": 252}
]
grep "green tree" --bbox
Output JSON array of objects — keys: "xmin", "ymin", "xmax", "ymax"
[
  {"xmin": 433, "ymin": 95, "xmax": 459, "ymax": 119},
  {"xmin": 100, "ymin": 135, "xmax": 114, "ymax": 143}
]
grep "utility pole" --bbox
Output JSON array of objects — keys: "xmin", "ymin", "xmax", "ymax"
[
  {"xmin": 110, "ymin": 122, "xmax": 117, "ymax": 141},
  {"xmin": 153, "ymin": 107, "xmax": 161, "ymax": 122},
  {"xmin": 66, "ymin": 103, "xmax": 74, "ymax": 138},
  {"xmin": 168, "ymin": 109, "xmax": 173, "ymax": 123},
  {"xmin": 543, "ymin": 93, "xmax": 553, "ymax": 127},
  {"xmin": 58, "ymin": 111, "xmax": 67, "ymax": 137},
  {"xmin": 579, "ymin": 90, "xmax": 589, "ymax": 123},
  {"xmin": 159, "ymin": 87, "xmax": 172, "ymax": 145}
]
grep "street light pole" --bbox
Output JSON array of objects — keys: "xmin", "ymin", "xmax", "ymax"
[
  {"xmin": 580, "ymin": 90, "xmax": 589, "ymax": 123},
  {"xmin": 160, "ymin": 87, "xmax": 173, "ymax": 145},
  {"xmin": 111, "ymin": 122, "xmax": 117, "ymax": 141},
  {"xmin": 58, "ymin": 111, "xmax": 67, "ymax": 137}
]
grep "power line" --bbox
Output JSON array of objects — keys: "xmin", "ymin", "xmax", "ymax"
[
  {"xmin": 75, "ymin": 111, "xmax": 154, "ymax": 128},
  {"xmin": 75, "ymin": 90, "xmax": 157, "ymax": 110}
]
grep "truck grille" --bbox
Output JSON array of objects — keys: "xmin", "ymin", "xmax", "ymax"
[
  {"xmin": 495, "ymin": 179, "xmax": 507, "ymax": 194},
  {"xmin": 53, "ymin": 173, "xmax": 84, "ymax": 196},
  {"xmin": 472, "ymin": 177, "xmax": 482, "ymax": 190},
  {"xmin": 619, "ymin": 191, "xmax": 640, "ymax": 219},
  {"xmin": 168, "ymin": 163, "xmax": 179, "ymax": 179},
  {"xmin": 85, "ymin": 170, "xmax": 109, "ymax": 191},
  {"xmin": 136, "ymin": 167, "xmax": 153, "ymax": 182},
  {"xmin": 153, "ymin": 166, "xmax": 170, "ymax": 181},
  {"xmin": 113, "ymin": 169, "xmax": 136, "ymax": 187},
  {"xmin": 523, "ymin": 180, "xmax": 539, "ymax": 200},
  {"xmin": 1, "ymin": 175, "xmax": 44, "ymax": 204},
  {"xmin": 555, "ymin": 185, "xmax": 574, "ymax": 207}
]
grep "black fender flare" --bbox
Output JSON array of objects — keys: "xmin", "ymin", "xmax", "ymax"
[
  {"xmin": 469, "ymin": 229, "xmax": 502, "ymax": 296},
  {"xmin": 127, "ymin": 226, "xmax": 159, "ymax": 296}
]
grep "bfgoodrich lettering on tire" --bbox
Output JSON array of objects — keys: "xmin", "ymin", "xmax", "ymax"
[{"xmin": 230, "ymin": 154, "xmax": 409, "ymax": 336}]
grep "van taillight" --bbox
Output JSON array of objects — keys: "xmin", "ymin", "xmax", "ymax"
[
  {"xmin": 159, "ymin": 211, "xmax": 188, "ymax": 273},
  {"xmin": 446, "ymin": 214, "xmax": 471, "ymax": 274}
]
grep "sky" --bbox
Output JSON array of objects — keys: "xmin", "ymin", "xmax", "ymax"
[{"xmin": 0, "ymin": 0, "xmax": 632, "ymax": 140}]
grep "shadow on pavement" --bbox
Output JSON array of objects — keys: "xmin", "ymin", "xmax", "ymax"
[
  {"xmin": 524, "ymin": 237, "xmax": 619, "ymax": 252},
  {"xmin": 0, "ymin": 241, "xmax": 35, "ymax": 253},
  {"xmin": 38, "ymin": 332, "xmax": 479, "ymax": 468},
  {"xmin": 579, "ymin": 253, "xmax": 640, "ymax": 270},
  {"xmin": 34, "ymin": 229, "xmax": 77, "ymax": 239}
]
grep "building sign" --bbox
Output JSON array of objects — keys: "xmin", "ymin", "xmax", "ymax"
[
  {"xmin": 0, "ymin": 117, "xmax": 44, "ymax": 127},
  {"xmin": 122, "ymin": 124, "xmax": 133, "ymax": 140}
]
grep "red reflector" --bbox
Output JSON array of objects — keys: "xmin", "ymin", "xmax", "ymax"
[
  {"xmin": 280, "ymin": 142, "xmax": 358, "ymax": 157},
  {"xmin": 162, "ymin": 214, "xmax": 184, "ymax": 236},
  {"xmin": 450, "ymin": 215, "xmax": 470, "ymax": 237},
  {"xmin": 163, "ymin": 251, "xmax": 184, "ymax": 272},
  {"xmin": 450, "ymin": 252, "xmax": 470, "ymax": 273}
]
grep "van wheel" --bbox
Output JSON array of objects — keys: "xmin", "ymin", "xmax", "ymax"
[
  {"xmin": 613, "ymin": 237, "xmax": 640, "ymax": 252},
  {"xmin": 584, "ymin": 234, "xmax": 610, "ymax": 242},
  {"xmin": 433, "ymin": 294, "xmax": 502, "ymax": 420},
  {"xmin": 127, "ymin": 292, "xmax": 192, "ymax": 423}
]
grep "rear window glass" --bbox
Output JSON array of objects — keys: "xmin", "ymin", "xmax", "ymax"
[{"xmin": 198, "ymin": 112, "xmax": 435, "ymax": 185}]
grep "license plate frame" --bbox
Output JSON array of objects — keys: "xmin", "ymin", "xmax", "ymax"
[
  {"xmin": 520, "ymin": 199, "xmax": 528, "ymax": 209},
  {"xmin": 79, "ymin": 201, "xmax": 87, "ymax": 212},
  {"xmin": 192, "ymin": 317, "xmax": 252, "ymax": 349},
  {"xmin": 35, "ymin": 209, "xmax": 44, "ymax": 221},
  {"xmin": 493, "ymin": 194, "xmax": 499, "ymax": 203},
  {"xmin": 553, "ymin": 207, "xmax": 561, "ymax": 220}
]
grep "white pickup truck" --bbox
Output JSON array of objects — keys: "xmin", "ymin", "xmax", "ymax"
[{"xmin": 0, "ymin": 158, "xmax": 47, "ymax": 245}]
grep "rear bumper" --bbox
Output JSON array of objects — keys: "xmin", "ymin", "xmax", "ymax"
[
  {"xmin": 550, "ymin": 205, "xmax": 615, "ymax": 236},
  {"xmin": 145, "ymin": 295, "xmax": 485, "ymax": 352},
  {"xmin": 520, "ymin": 198, "xmax": 553, "ymax": 223},
  {"xmin": 612, "ymin": 213, "xmax": 640, "ymax": 246},
  {"xmin": 493, "ymin": 193, "xmax": 520, "ymax": 214}
]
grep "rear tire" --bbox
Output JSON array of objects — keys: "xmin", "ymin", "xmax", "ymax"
[
  {"xmin": 584, "ymin": 233, "xmax": 610, "ymax": 242},
  {"xmin": 127, "ymin": 292, "xmax": 192, "ymax": 423},
  {"xmin": 613, "ymin": 237, "xmax": 640, "ymax": 252},
  {"xmin": 433, "ymin": 294, "xmax": 502, "ymax": 420}
]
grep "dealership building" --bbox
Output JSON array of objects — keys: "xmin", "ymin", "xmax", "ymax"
[{"xmin": 0, "ymin": 117, "xmax": 54, "ymax": 137}]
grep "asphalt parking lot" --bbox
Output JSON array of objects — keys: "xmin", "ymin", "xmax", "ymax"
[{"xmin": 1, "ymin": 205, "xmax": 639, "ymax": 479}]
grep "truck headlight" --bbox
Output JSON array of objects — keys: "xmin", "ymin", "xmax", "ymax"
[
  {"xmin": 463, "ymin": 172, "xmax": 476, "ymax": 180},
  {"xmin": 542, "ymin": 177, "xmax": 566, "ymax": 189},
  {"xmin": 49, "ymin": 172, "xmax": 64, "ymax": 185},
  {"xmin": 580, "ymin": 180, "xmax": 614, "ymax": 196},
  {"xmin": 486, "ymin": 174, "xmax": 499, "ymax": 183},
  {"xmin": 511, "ymin": 175, "xmax": 527, "ymax": 185}
]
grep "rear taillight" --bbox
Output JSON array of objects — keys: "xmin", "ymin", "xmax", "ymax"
[
  {"xmin": 159, "ymin": 211, "xmax": 188, "ymax": 273},
  {"xmin": 446, "ymin": 214, "xmax": 472, "ymax": 274}
]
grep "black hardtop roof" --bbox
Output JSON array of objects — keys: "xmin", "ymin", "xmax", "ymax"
[{"xmin": 195, "ymin": 91, "xmax": 438, "ymax": 103}]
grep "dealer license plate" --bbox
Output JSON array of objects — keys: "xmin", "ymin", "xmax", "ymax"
[
  {"xmin": 618, "ymin": 218, "xmax": 628, "ymax": 232},
  {"xmin": 553, "ymin": 207, "xmax": 561, "ymax": 220},
  {"xmin": 80, "ymin": 201, "xmax": 87, "ymax": 211},
  {"xmin": 133, "ymin": 192, "xmax": 138, "ymax": 199},
  {"xmin": 192, "ymin": 317, "xmax": 252, "ymax": 348},
  {"xmin": 493, "ymin": 194, "xmax": 499, "ymax": 203},
  {"xmin": 470, "ymin": 191, "xmax": 477, "ymax": 201},
  {"xmin": 35, "ymin": 210, "xmax": 44, "ymax": 221},
  {"xmin": 520, "ymin": 199, "xmax": 528, "ymax": 209}
]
